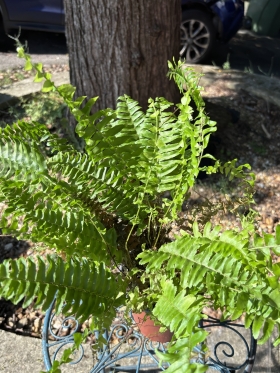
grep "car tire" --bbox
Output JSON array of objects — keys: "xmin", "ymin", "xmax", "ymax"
[{"xmin": 180, "ymin": 10, "xmax": 215, "ymax": 64}]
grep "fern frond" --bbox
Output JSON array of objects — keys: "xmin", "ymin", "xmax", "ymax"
[
  {"xmin": 153, "ymin": 281, "xmax": 204, "ymax": 337},
  {"xmin": 139, "ymin": 228, "xmax": 280, "ymax": 344},
  {"xmin": 0, "ymin": 180, "xmax": 118, "ymax": 262},
  {"xmin": 0, "ymin": 256, "xmax": 126, "ymax": 326},
  {"xmin": 47, "ymin": 151, "xmax": 139, "ymax": 220},
  {"xmin": 0, "ymin": 122, "xmax": 48, "ymax": 178},
  {"xmin": 0, "ymin": 121, "xmax": 124, "ymax": 262},
  {"xmin": 153, "ymin": 281, "xmax": 207, "ymax": 373}
]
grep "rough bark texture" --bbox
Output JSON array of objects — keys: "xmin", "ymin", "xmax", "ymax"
[{"xmin": 63, "ymin": 0, "xmax": 181, "ymax": 114}]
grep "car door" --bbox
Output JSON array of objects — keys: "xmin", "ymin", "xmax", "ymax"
[{"xmin": 3, "ymin": 0, "xmax": 63, "ymax": 26}]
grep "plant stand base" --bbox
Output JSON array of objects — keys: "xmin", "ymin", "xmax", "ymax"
[{"xmin": 42, "ymin": 299, "xmax": 257, "ymax": 373}]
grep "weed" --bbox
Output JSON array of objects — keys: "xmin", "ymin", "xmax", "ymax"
[
  {"xmin": 212, "ymin": 54, "xmax": 231, "ymax": 70},
  {"xmin": 245, "ymin": 56, "xmax": 274, "ymax": 77},
  {"xmin": 222, "ymin": 53, "xmax": 231, "ymax": 70},
  {"xmin": 0, "ymin": 91, "xmax": 66, "ymax": 129},
  {"xmin": 0, "ymin": 69, "xmax": 31, "ymax": 88},
  {"xmin": 23, "ymin": 91, "xmax": 66, "ymax": 124}
]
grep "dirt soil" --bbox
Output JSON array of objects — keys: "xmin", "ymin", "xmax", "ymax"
[
  {"xmin": 1, "ymin": 65, "xmax": 280, "ymax": 339},
  {"xmin": 200, "ymin": 82, "xmax": 280, "ymax": 234}
]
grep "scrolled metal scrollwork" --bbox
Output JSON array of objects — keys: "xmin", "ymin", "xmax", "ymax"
[
  {"xmin": 42, "ymin": 298, "xmax": 85, "ymax": 369},
  {"xmin": 48, "ymin": 313, "xmax": 80, "ymax": 340},
  {"xmin": 199, "ymin": 316, "xmax": 257, "ymax": 372},
  {"xmin": 52, "ymin": 341, "xmax": 84, "ymax": 366},
  {"xmin": 42, "ymin": 300, "xmax": 170, "ymax": 372},
  {"xmin": 42, "ymin": 300, "xmax": 257, "ymax": 373}
]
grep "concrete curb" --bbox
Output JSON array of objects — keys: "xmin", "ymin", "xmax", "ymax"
[
  {"xmin": 0, "ymin": 70, "xmax": 69, "ymax": 110},
  {"xmin": 0, "ymin": 329, "xmax": 94, "ymax": 373},
  {"xmin": 0, "ymin": 330, "xmax": 45, "ymax": 373}
]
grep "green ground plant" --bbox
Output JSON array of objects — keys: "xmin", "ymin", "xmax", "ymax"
[
  {"xmin": 0, "ymin": 45, "xmax": 280, "ymax": 373},
  {"xmin": 0, "ymin": 69, "xmax": 27, "ymax": 88},
  {"xmin": 0, "ymin": 91, "xmax": 65, "ymax": 129},
  {"xmin": 222, "ymin": 53, "xmax": 231, "ymax": 70}
]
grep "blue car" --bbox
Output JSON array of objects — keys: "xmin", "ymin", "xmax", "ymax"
[
  {"xmin": 0, "ymin": 0, "xmax": 64, "ymax": 34},
  {"xmin": 0, "ymin": 0, "xmax": 244, "ymax": 63},
  {"xmin": 181, "ymin": 0, "xmax": 244, "ymax": 62}
]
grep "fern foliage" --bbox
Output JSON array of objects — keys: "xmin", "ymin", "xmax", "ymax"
[
  {"xmin": 0, "ymin": 255, "xmax": 126, "ymax": 327},
  {"xmin": 138, "ymin": 223, "xmax": 280, "ymax": 349},
  {"xmin": 0, "ymin": 45, "xmax": 279, "ymax": 373}
]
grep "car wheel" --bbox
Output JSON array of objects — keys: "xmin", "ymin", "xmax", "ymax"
[{"xmin": 180, "ymin": 10, "xmax": 215, "ymax": 63}]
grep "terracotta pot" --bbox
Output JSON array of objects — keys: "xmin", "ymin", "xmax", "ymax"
[{"xmin": 132, "ymin": 312, "xmax": 173, "ymax": 343}]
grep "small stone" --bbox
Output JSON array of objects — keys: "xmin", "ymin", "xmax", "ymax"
[
  {"xmin": 265, "ymin": 217, "xmax": 274, "ymax": 226},
  {"xmin": 29, "ymin": 312, "xmax": 37, "ymax": 321},
  {"xmin": 7, "ymin": 317, "xmax": 14, "ymax": 328},
  {"xmin": 52, "ymin": 320, "xmax": 62, "ymax": 330},
  {"xmin": 34, "ymin": 317, "xmax": 42, "ymax": 327},
  {"xmin": 34, "ymin": 318, "xmax": 42, "ymax": 333},
  {"xmin": 111, "ymin": 336, "xmax": 120, "ymax": 345},
  {"xmin": 17, "ymin": 313, "xmax": 23, "ymax": 320},
  {"xmin": 4, "ymin": 243, "xmax": 13, "ymax": 251},
  {"xmin": 69, "ymin": 319, "xmax": 77, "ymax": 329},
  {"xmin": 59, "ymin": 327, "xmax": 70, "ymax": 337},
  {"xmin": 16, "ymin": 317, "xmax": 29, "ymax": 329},
  {"xmin": 0, "ymin": 317, "xmax": 5, "ymax": 324}
]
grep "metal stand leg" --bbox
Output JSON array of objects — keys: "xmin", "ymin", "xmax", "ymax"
[
  {"xmin": 42, "ymin": 301, "xmax": 170, "ymax": 372},
  {"xmin": 42, "ymin": 301, "xmax": 257, "ymax": 373}
]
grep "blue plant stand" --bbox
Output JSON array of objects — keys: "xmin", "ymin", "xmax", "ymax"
[{"xmin": 42, "ymin": 299, "xmax": 257, "ymax": 373}]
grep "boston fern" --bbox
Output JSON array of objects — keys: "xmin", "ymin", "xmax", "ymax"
[{"xmin": 0, "ymin": 46, "xmax": 280, "ymax": 373}]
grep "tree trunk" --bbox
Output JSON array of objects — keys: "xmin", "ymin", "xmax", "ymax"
[{"xmin": 63, "ymin": 0, "xmax": 181, "ymax": 117}]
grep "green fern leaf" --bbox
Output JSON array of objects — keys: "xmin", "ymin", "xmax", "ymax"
[
  {"xmin": 153, "ymin": 281, "xmax": 204, "ymax": 337},
  {"xmin": 0, "ymin": 256, "xmax": 126, "ymax": 326}
]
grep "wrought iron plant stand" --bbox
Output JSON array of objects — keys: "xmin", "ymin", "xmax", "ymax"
[{"xmin": 42, "ymin": 298, "xmax": 257, "ymax": 373}]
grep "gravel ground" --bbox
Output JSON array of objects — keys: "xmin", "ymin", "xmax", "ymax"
[{"xmin": 0, "ymin": 63, "xmax": 69, "ymax": 88}]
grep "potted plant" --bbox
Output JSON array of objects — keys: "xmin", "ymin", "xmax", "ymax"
[{"xmin": 0, "ymin": 45, "xmax": 280, "ymax": 373}]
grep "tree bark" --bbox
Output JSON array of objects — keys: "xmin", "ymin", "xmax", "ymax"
[{"xmin": 63, "ymin": 0, "xmax": 181, "ymax": 115}]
